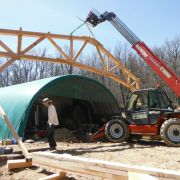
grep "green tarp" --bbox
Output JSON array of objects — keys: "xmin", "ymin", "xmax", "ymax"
[{"xmin": 0, "ymin": 75, "xmax": 119, "ymax": 139}]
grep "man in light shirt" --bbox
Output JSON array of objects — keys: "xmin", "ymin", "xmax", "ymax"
[{"xmin": 43, "ymin": 98, "xmax": 59, "ymax": 150}]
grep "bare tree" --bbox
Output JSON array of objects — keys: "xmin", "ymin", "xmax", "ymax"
[{"xmin": 1, "ymin": 36, "xmax": 179, "ymax": 105}]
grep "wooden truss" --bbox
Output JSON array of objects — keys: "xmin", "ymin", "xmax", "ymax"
[{"xmin": 0, "ymin": 28, "xmax": 140, "ymax": 90}]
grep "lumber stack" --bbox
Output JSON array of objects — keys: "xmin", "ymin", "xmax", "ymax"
[{"xmin": 32, "ymin": 151, "xmax": 180, "ymax": 180}]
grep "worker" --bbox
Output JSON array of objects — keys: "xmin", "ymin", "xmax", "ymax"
[
  {"xmin": 175, "ymin": 105, "xmax": 180, "ymax": 112},
  {"xmin": 134, "ymin": 97, "xmax": 143, "ymax": 111},
  {"xmin": 43, "ymin": 98, "xmax": 59, "ymax": 150},
  {"xmin": 134, "ymin": 95, "xmax": 148, "ymax": 111}
]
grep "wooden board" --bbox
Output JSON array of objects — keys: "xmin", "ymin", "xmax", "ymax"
[
  {"xmin": 39, "ymin": 172, "xmax": 66, "ymax": 180},
  {"xmin": 0, "ymin": 154, "xmax": 24, "ymax": 161},
  {"xmin": 32, "ymin": 152, "xmax": 180, "ymax": 180},
  {"xmin": 7, "ymin": 159, "xmax": 32, "ymax": 170},
  {"xmin": 128, "ymin": 172, "xmax": 158, "ymax": 180}
]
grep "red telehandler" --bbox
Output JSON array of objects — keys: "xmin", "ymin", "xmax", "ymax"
[{"xmin": 85, "ymin": 10, "xmax": 180, "ymax": 146}]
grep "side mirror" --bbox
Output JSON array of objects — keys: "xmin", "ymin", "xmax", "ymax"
[{"xmin": 174, "ymin": 105, "xmax": 180, "ymax": 112}]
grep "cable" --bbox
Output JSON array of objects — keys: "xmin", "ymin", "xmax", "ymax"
[
  {"xmin": 70, "ymin": 16, "xmax": 96, "ymax": 38},
  {"xmin": 70, "ymin": 22, "xmax": 86, "ymax": 35}
]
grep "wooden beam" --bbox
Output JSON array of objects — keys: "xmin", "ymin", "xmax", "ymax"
[
  {"xmin": 96, "ymin": 46, "xmax": 106, "ymax": 70},
  {"xmin": 0, "ymin": 58, "xmax": 16, "ymax": 72},
  {"xmin": 109, "ymin": 65, "xmax": 118, "ymax": 73},
  {"xmin": 39, "ymin": 172, "xmax": 66, "ymax": 180},
  {"xmin": 107, "ymin": 56, "xmax": 110, "ymax": 71},
  {"xmin": 7, "ymin": 159, "xmax": 32, "ymax": 170},
  {"xmin": 73, "ymin": 41, "xmax": 87, "ymax": 61},
  {"xmin": 70, "ymin": 36, "xmax": 73, "ymax": 60},
  {"xmin": 0, "ymin": 154, "xmax": 24, "ymax": 161},
  {"xmin": 0, "ymin": 28, "xmax": 141, "ymax": 90},
  {"xmin": 32, "ymin": 152, "xmax": 180, "ymax": 180},
  {"xmin": 17, "ymin": 27, "xmax": 22, "ymax": 54},
  {"xmin": 0, "ymin": 50, "xmax": 135, "ymax": 90},
  {"xmin": 97, "ymin": 43, "xmax": 139, "ymax": 82},
  {"xmin": 0, "ymin": 40, "xmax": 14, "ymax": 53},
  {"xmin": 21, "ymin": 54, "xmax": 133, "ymax": 89},
  {"xmin": 47, "ymin": 35, "xmax": 68, "ymax": 59},
  {"xmin": 21, "ymin": 36, "xmax": 45, "ymax": 55},
  {"xmin": 0, "ymin": 28, "xmax": 87, "ymax": 40},
  {"xmin": 0, "ymin": 106, "xmax": 31, "ymax": 161},
  {"xmin": 32, "ymin": 152, "xmax": 127, "ymax": 180}
]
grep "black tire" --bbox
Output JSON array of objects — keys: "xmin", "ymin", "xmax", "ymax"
[
  {"xmin": 160, "ymin": 118, "xmax": 180, "ymax": 147},
  {"xmin": 105, "ymin": 119, "xmax": 129, "ymax": 143}
]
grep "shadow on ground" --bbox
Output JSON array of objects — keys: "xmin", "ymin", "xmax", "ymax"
[{"xmin": 53, "ymin": 139, "xmax": 166, "ymax": 156}]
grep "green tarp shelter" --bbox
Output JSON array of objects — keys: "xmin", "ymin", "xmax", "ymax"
[{"xmin": 0, "ymin": 75, "xmax": 120, "ymax": 140}]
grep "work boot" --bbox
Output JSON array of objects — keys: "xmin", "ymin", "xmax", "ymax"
[{"xmin": 50, "ymin": 147, "xmax": 56, "ymax": 151}]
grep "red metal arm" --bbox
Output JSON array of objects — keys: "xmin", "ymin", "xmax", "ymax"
[
  {"xmin": 86, "ymin": 10, "xmax": 180, "ymax": 97},
  {"xmin": 133, "ymin": 41, "xmax": 180, "ymax": 97}
]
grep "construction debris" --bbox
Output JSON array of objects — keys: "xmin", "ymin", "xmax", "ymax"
[
  {"xmin": 25, "ymin": 139, "xmax": 35, "ymax": 143},
  {"xmin": 0, "ymin": 153, "xmax": 24, "ymax": 161},
  {"xmin": 1, "ymin": 139, "xmax": 13, "ymax": 145},
  {"xmin": 0, "ymin": 147, "xmax": 13, "ymax": 155},
  {"xmin": 54, "ymin": 128, "xmax": 79, "ymax": 143}
]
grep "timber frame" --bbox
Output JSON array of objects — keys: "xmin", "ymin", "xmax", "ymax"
[{"xmin": 0, "ymin": 28, "xmax": 140, "ymax": 90}]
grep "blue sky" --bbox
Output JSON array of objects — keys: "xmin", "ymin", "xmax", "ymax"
[{"xmin": 0, "ymin": 0, "xmax": 180, "ymax": 51}]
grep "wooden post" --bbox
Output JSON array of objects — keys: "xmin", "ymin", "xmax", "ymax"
[
  {"xmin": 0, "ymin": 105, "xmax": 32, "ymax": 161},
  {"xmin": 7, "ymin": 159, "xmax": 32, "ymax": 170}
]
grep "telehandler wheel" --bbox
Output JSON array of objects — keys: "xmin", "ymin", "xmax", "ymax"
[
  {"xmin": 105, "ymin": 119, "xmax": 129, "ymax": 143},
  {"xmin": 160, "ymin": 118, "xmax": 180, "ymax": 147}
]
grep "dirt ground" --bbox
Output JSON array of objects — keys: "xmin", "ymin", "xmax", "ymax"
[{"xmin": 0, "ymin": 131, "xmax": 180, "ymax": 179}]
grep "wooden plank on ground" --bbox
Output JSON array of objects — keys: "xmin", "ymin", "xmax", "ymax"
[
  {"xmin": 128, "ymin": 172, "xmax": 158, "ymax": 180},
  {"xmin": 33, "ymin": 152, "xmax": 126, "ymax": 180},
  {"xmin": 0, "ymin": 154, "xmax": 24, "ymax": 161},
  {"xmin": 7, "ymin": 159, "xmax": 32, "ymax": 170},
  {"xmin": 32, "ymin": 152, "xmax": 180, "ymax": 180},
  {"xmin": 39, "ymin": 172, "xmax": 66, "ymax": 180}
]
